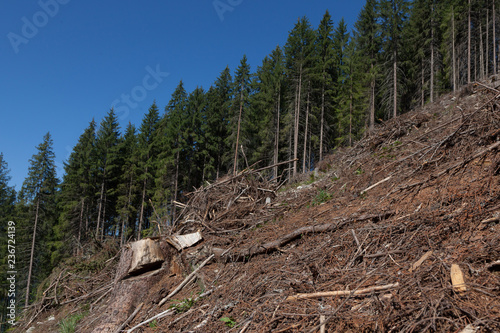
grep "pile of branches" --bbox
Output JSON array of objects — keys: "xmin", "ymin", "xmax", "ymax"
[{"xmin": 175, "ymin": 160, "xmax": 295, "ymax": 233}]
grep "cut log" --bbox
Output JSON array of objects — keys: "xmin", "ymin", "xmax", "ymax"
[
  {"xmin": 451, "ymin": 264, "xmax": 467, "ymax": 293},
  {"xmin": 128, "ymin": 239, "xmax": 165, "ymax": 276}
]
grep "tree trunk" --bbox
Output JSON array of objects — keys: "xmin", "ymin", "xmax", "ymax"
[
  {"xmin": 302, "ymin": 83, "xmax": 310, "ymax": 173},
  {"xmin": 25, "ymin": 198, "xmax": 39, "ymax": 307},
  {"xmin": 78, "ymin": 197, "xmax": 84, "ymax": 253},
  {"xmin": 393, "ymin": 52, "xmax": 397, "ymax": 118},
  {"xmin": 494, "ymin": 1, "xmax": 497, "ymax": 74},
  {"xmin": 293, "ymin": 64, "xmax": 303, "ymax": 178},
  {"xmin": 96, "ymin": 180, "xmax": 105, "ymax": 239},
  {"xmin": 172, "ymin": 149, "xmax": 180, "ymax": 223},
  {"xmin": 453, "ymin": 6, "xmax": 457, "ymax": 92},
  {"xmin": 101, "ymin": 193, "xmax": 106, "ymax": 241},
  {"xmin": 273, "ymin": 86, "xmax": 281, "ymax": 180},
  {"xmin": 421, "ymin": 63, "xmax": 425, "ymax": 107},
  {"xmin": 319, "ymin": 70, "xmax": 326, "ymax": 160},
  {"xmin": 430, "ymin": 8, "xmax": 434, "ymax": 103},
  {"xmin": 487, "ymin": 8, "xmax": 490, "ymax": 77},
  {"xmin": 480, "ymin": 20, "xmax": 485, "ymax": 79},
  {"xmin": 370, "ymin": 62, "xmax": 375, "ymax": 132},
  {"xmin": 468, "ymin": 0, "xmax": 472, "ymax": 83},
  {"xmin": 233, "ymin": 89, "xmax": 243, "ymax": 175}
]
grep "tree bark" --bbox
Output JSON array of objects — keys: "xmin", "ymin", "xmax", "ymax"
[
  {"xmin": 233, "ymin": 89, "xmax": 244, "ymax": 175},
  {"xmin": 393, "ymin": 52, "xmax": 397, "ymax": 118},
  {"xmin": 480, "ymin": 19, "xmax": 485, "ymax": 79},
  {"xmin": 302, "ymin": 82, "xmax": 310, "ymax": 173},
  {"xmin": 96, "ymin": 180, "xmax": 105, "ymax": 239},
  {"xmin": 319, "ymin": 70, "xmax": 326, "ymax": 160},
  {"xmin": 468, "ymin": 0, "xmax": 472, "ymax": 83},
  {"xmin": 453, "ymin": 6, "xmax": 457, "ymax": 92},
  {"xmin": 494, "ymin": 1, "xmax": 497, "ymax": 74},
  {"xmin": 25, "ymin": 198, "xmax": 39, "ymax": 307},
  {"xmin": 293, "ymin": 64, "xmax": 303, "ymax": 178},
  {"xmin": 273, "ymin": 86, "xmax": 281, "ymax": 181},
  {"xmin": 430, "ymin": 6, "xmax": 434, "ymax": 103}
]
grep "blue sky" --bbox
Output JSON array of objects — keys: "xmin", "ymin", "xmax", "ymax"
[{"xmin": 0, "ymin": 0, "xmax": 365, "ymax": 190}]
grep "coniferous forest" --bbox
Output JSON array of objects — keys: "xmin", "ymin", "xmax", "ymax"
[{"xmin": 0, "ymin": 0, "xmax": 497, "ymax": 319}]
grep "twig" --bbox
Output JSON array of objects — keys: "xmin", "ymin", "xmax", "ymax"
[
  {"xmin": 360, "ymin": 176, "xmax": 392, "ymax": 195},
  {"xmin": 158, "ymin": 254, "xmax": 215, "ymax": 307}
]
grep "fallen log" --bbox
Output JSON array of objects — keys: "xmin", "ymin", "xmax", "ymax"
[
  {"xmin": 215, "ymin": 212, "xmax": 393, "ymax": 262},
  {"xmin": 286, "ymin": 282, "xmax": 400, "ymax": 301}
]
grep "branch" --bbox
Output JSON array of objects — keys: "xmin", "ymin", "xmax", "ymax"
[{"xmin": 286, "ymin": 282, "xmax": 400, "ymax": 301}]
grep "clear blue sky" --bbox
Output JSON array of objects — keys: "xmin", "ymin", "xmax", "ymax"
[{"xmin": 0, "ymin": 0, "xmax": 364, "ymax": 190}]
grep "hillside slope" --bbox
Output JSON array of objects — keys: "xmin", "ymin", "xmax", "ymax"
[{"xmin": 18, "ymin": 83, "xmax": 500, "ymax": 332}]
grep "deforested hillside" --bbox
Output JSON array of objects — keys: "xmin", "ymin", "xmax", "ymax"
[{"xmin": 17, "ymin": 82, "xmax": 500, "ymax": 332}]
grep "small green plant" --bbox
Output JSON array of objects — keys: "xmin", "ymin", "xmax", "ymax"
[
  {"xmin": 59, "ymin": 313, "xmax": 85, "ymax": 333},
  {"xmin": 220, "ymin": 316, "xmax": 237, "ymax": 328},
  {"xmin": 311, "ymin": 189, "xmax": 332, "ymax": 206},
  {"xmin": 169, "ymin": 297, "xmax": 197, "ymax": 313},
  {"xmin": 355, "ymin": 168, "xmax": 364, "ymax": 175},
  {"xmin": 149, "ymin": 319, "xmax": 158, "ymax": 328}
]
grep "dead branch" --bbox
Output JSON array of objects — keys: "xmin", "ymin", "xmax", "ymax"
[
  {"xmin": 113, "ymin": 302, "xmax": 143, "ymax": 333},
  {"xmin": 286, "ymin": 282, "xmax": 400, "ymax": 301},
  {"xmin": 158, "ymin": 254, "xmax": 214, "ymax": 307}
]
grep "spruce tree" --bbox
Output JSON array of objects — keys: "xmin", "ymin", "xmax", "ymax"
[
  {"xmin": 232, "ymin": 55, "xmax": 252, "ymax": 174},
  {"xmin": 18, "ymin": 133, "xmax": 59, "ymax": 307},
  {"xmin": 284, "ymin": 17, "xmax": 315, "ymax": 177},
  {"xmin": 353, "ymin": 0, "xmax": 381, "ymax": 132},
  {"xmin": 95, "ymin": 109, "xmax": 122, "ymax": 240},
  {"xmin": 137, "ymin": 102, "xmax": 160, "ymax": 239}
]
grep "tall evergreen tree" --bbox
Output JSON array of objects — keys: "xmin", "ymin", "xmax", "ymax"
[
  {"xmin": 379, "ymin": 0, "xmax": 410, "ymax": 118},
  {"xmin": 232, "ymin": 55, "xmax": 252, "ymax": 174},
  {"xmin": 284, "ymin": 17, "xmax": 315, "ymax": 177},
  {"xmin": 57, "ymin": 120, "xmax": 97, "ymax": 257},
  {"xmin": 95, "ymin": 109, "xmax": 122, "ymax": 240},
  {"xmin": 137, "ymin": 102, "xmax": 160, "ymax": 239},
  {"xmin": 18, "ymin": 133, "xmax": 59, "ymax": 307},
  {"xmin": 353, "ymin": 0, "xmax": 381, "ymax": 132},
  {"xmin": 116, "ymin": 123, "xmax": 139, "ymax": 245}
]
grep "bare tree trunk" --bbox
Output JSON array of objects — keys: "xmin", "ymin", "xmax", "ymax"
[
  {"xmin": 393, "ymin": 52, "xmax": 397, "ymax": 118},
  {"xmin": 273, "ymin": 87, "xmax": 281, "ymax": 180},
  {"xmin": 453, "ymin": 6, "xmax": 457, "ymax": 92},
  {"xmin": 172, "ymin": 149, "xmax": 180, "ymax": 223},
  {"xmin": 302, "ymin": 83, "xmax": 310, "ymax": 173},
  {"xmin": 370, "ymin": 63, "xmax": 375, "ymax": 132},
  {"xmin": 101, "ymin": 193, "xmax": 106, "ymax": 241},
  {"xmin": 78, "ymin": 197, "xmax": 84, "ymax": 253},
  {"xmin": 487, "ymin": 8, "xmax": 490, "ymax": 77},
  {"xmin": 293, "ymin": 64, "xmax": 303, "ymax": 178},
  {"xmin": 319, "ymin": 71, "xmax": 326, "ymax": 160},
  {"xmin": 25, "ymin": 198, "xmax": 39, "ymax": 307},
  {"xmin": 468, "ymin": 0, "xmax": 472, "ymax": 83},
  {"xmin": 430, "ymin": 8, "xmax": 434, "ymax": 103},
  {"xmin": 480, "ymin": 20, "xmax": 485, "ymax": 79},
  {"xmin": 421, "ymin": 63, "xmax": 425, "ymax": 107},
  {"xmin": 233, "ymin": 89, "xmax": 243, "ymax": 175},
  {"xmin": 494, "ymin": 1, "xmax": 497, "ymax": 74},
  {"xmin": 138, "ymin": 177, "xmax": 146, "ymax": 240},
  {"xmin": 96, "ymin": 181, "xmax": 105, "ymax": 239}
]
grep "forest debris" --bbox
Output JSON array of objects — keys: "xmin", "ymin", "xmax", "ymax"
[
  {"xmin": 320, "ymin": 315, "xmax": 326, "ymax": 333},
  {"xmin": 166, "ymin": 231, "xmax": 203, "ymax": 251},
  {"xmin": 360, "ymin": 176, "xmax": 392, "ymax": 195},
  {"xmin": 158, "ymin": 254, "xmax": 214, "ymax": 307},
  {"xmin": 451, "ymin": 264, "xmax": 467, "ymax": 293},
  {"xmin": 486, "ymin": 260, "xmax": 500, "ymax": 272},
  {"xmin": 459, "ymin": 324, "xmax": 480, "ymax": 333},
  {"xmin": 409, "ymin": 251, "xmax": 433, "ymax": 272},
  {"xmin": 128, "ymin": 239, "xmax": 164, "ymax": 275},
  {"xmin": 286, "ymin": 282, "xmax": 400, "ymax": 301},
  {"xmin": 126, "ymin": 308, "xmax": 175, "ymax": 333}
]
